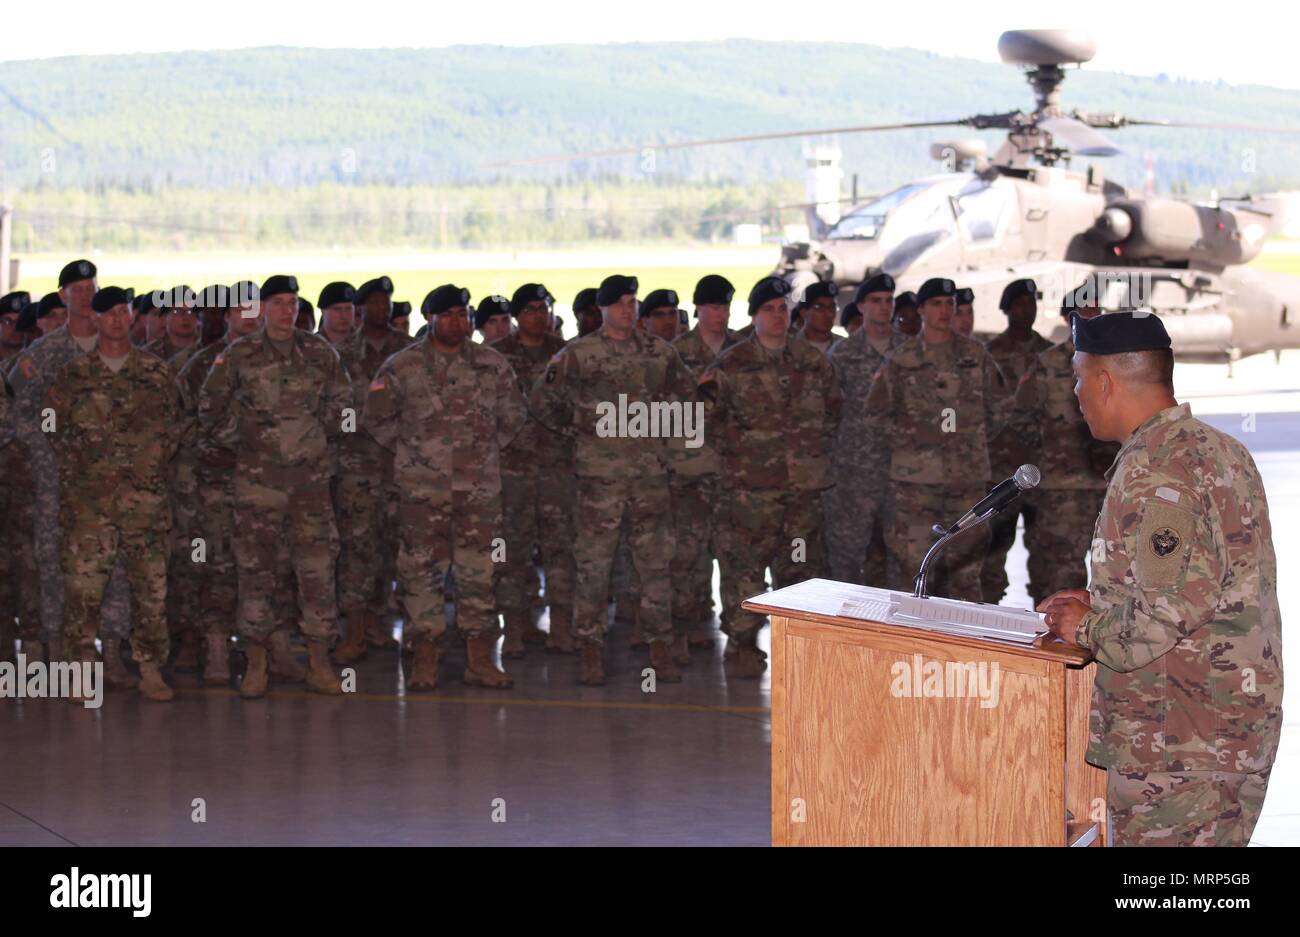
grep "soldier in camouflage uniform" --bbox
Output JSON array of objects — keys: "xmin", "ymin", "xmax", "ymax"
[
  {"xmin": 1, "ymin": 294, "xmax": 43, "ymax": 662},
  {"xmin": 795, "ymin": 281, "xmax": 840, "ymax": 356},
  {"xmin": 669, "ymin": 274, "xmax": 742, "ymax": 658},
  {"xmin": 703, "ymin": 276, "xmax": 841, "ymax": 677},
  {"xmin": 365, "ymin": 284, "xmax": 526, "ymax": 691},
  {"xmin": 530, "ymin": 274, "xmax": 696, "ymax": 685},
  {"xmin": 7, "ymin": 260, "xmax": 134, "ymax": 678},
  {"xmin": 46, "ymin": 286, "xmax": 181, "ymax": 702},
  {"xmin": 825, "ymin": 274, "xmax": 899, "ymax": 587},
  {"xmin": 952, "ymin": 287, "xmax": 975, "ymax": 339},
  {"xmin": 141, "ymin": 286, "xmax": 199, "ymax": 363},
  {"xmin": 1041, "ymin": 311, "xmax": 1282, "ymax": 847},
  {"xmin": 981, "ymin": 279, "xmax": 1053, "ymax": 603},
  {"xmin": 491, "ymin": 284, "xmax": 576, "ymax": 657},
  {"xmin": 198, "ymin": 274, "xmax": 350, "ymax": 699},
  {"xmin": 1007, "ymin": 284, "xmax": 1118, "ymax": 605},
  {"xmin": 865, "ymin": 277, "xmax": 1009, "ymax": 601}
]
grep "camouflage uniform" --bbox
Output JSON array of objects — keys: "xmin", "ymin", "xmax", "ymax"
[
  {"xmin": 1007, "ymin": 337, "xmax": 1118, "ymax": 604},
  {"xmin": 1, "ymin": 362, "xmax": 43, "ymax": 651},
  {"xmin": 1078, "ymin": 402, "xmax": 1282, "ymax": 846},
  {"xmin": 864, "ymin": 334, "xmax": 1009, "ymax": 600},
  {"xmin": 825, "ymin": 329, "xmax": 901, "ymax": 586},
  {"xmin": 7, "ymin": 327, "xmax": 133, "ymax": 647},
  {"xmin": 529, "ymin": 327, "xmax": 695, "ymax": 646},
  {"xmin": 490, "ymin": 331, "xmax": 573, "ymax": 625},
  {"xmin": 980, "ymin": 330, "xmax": 1052, "ymax": 603},
  {"xmin": 668, "ymin": 326, "xmax": 741, "ymax": 635},
  {"xmin": 45, "ymin": 349, "xmax": 181, "ymax": 665},
  {"xmin": 141, "ymin": 335, "xmax": 194, "ymax": 364},
  {"xmin": 364, "ymin": 338, "xmax": 526, "ymax": 641},
  {"xmin": 197, "ymin": 330, "xmax": 352, "ymax": 648},
  {"xmin": 706, "ymin": 335, "xmax": 841, "ymax": 646}
]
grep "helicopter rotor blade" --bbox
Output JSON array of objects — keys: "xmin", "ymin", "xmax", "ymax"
[
  {"xmin": 1122, "ymin": 118, "xmax": 1300, "ymax": 134},
  {"xmin": 1037, "ymin": 116, "xmax": 1122, "ymax": 157},
  {"xmin": 483, "ymin": 119, "xmax": 972, "ymax": 168}
]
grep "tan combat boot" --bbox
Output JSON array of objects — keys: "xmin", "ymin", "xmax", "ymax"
[
  {"xmin": 332, "ymin": 610, "xmax": 369, "ymax": 665},
  {"xmin": 649, "ymin": 640, "xmax": 683, "ymax": 683},
  {"xmin": 464, "ymin": 634, "xmax": 514, "ymax": 688},
  {"xmin": 305, "ymin": 642, "xmax": 343, "ymax": 695},
  {"xmin": 672, "ymin": 632, "xmax": 692, "ymax": 667},
  {"xmin": 578, "ymin": 640, "xmax": 606, "ymax": 686},
  {"xmin": 730, "ymin": 643, "xmax": 768, "ymax": 679},
  {"xmin": 501, "ymin": 611, "xmax": 529, "ymax": 660},
  {"xmin": 103, "ymin": 638, "xmax": 137, "ymax": 689},
  {"xmin": 545, "ymin": 605, "xmax": 577, "ymax": 654},
  {"xmin": 406, "ymin": 640, "xmax": 441, "ymax": 691},
  {"xmin": 688, "ymin": 625, "xmax": 716, "ymax": 649},
  {"xmin": 138, "ymin": 660, "xmax": 175, "ymax": 702},
  {"xmin": 521, "ymin": 613, "xmax": 548, "ymax": 646},
  {"xmin": 240, "ymin": 645, "xmax": 269, "ymax": 699},
  {"xmin": 203, "ymin": 631, "xmax": 231, "ymax": 686},
  {"xmin": 269, "ymin": 630, "xmax": 307, "ymax": 683},
  {"xmin": 173, "ymin": 630, "xmax": 200, "ymax": 671},
  {"xmin": 365, "ymin": 613, "xmax": 398, "ymax": 650}
]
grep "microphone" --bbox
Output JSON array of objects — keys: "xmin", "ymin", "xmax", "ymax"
[{"xmin": 949, "ymin": 464, "xmax": 1041, "ymax": 533}]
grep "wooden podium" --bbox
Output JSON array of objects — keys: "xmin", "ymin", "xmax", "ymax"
[{"xmin": 744, "ymin": 579, "xmax": 1106, "ymax": 846}]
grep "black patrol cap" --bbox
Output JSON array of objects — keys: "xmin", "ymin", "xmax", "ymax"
[
  {"xmin": 573, "ymin": 287, "xmax": 599, "ymax": 313},
  {"xmin": 639, "ymin": 288, "xmax": 678, "ymax": 317},
  {"xmin": 230, "ymin": 281, "xmax": 260, "ymax": 307},
  {"xmin": 998, "ymin": 278, "xmax": 1040, "ymax": 311},
  {"xmin": 1072, "ymin": 311, "xmax": 1171, "ymax": 355},
  {"xmin": 596, "ymin": 274, "xmax": 637, "ymax": 307},
  {"xmin": 747, "ymin": 276, "xmax": 793, "ymax": 316},
  {"xmin": 91, "ymin": 286, "xmax": 135, "ymax": 313},
  {"xmin": 894, "ymin": 290, "xmax": 918, "ymax": 312},
  {"xmin": 854, "ymin": 272, "xmax": 895, "ymax": 303},
  {"xmin": 955, "ymin": 287, "xmax": 975, "ymax": 306},
  {"xmin": 317, "ymin": 281, "xmax": 356, "ymax": 310},
  {"xmin": 475, "ymin": 295, "xmax": 511, "ymax": 329},
  {"xmin": 390, "ymin": 301, "xmax": 411, "ymax": 321},
  {"xmin": 0, "ymin": 291, "xmax": 31, "ymax": 315},
  {"xmin": 355, "ymin": 276, "xmax": 394, "ymax": 304},
  {"xmin": 916, "ymin": 277, "xmax": 957, "ymax": 304},
  {"xmin": 799, "ymin": 280, "xmax": 837, "ymax": 309},
  {"xmin": 260, "ymin": 275, "xmax": 299, "ymax": 300},
  {"xmin": 511, "ymin": 283, "xmax": 553, "ymax": 315},
  {"xmin": 58, "ymin": 258, "xmax": 97, "ymax": 288},
  {"xmin": 423, "ymin": 284, "xmax": 471, "ymax": 317},
  {"xmin": 692, "ymin": 274, "xmax": 735, "ymax": 307},
  {"xmin": 195, "ymin": 283, "xmax": 231, "ymax": 310}
]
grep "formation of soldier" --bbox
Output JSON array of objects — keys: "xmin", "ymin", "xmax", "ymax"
[{"xmin": 0, "ymin": 260, "xmax": 1152, "ymax": 699}]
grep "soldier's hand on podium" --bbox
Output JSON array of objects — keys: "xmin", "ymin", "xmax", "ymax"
[{"xmin": 1037, "ymin": 590, "xmax": 1091, "ymax": 645}]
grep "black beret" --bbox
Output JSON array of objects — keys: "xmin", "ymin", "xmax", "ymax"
[
  {"xmin": 747, "ymin": 276, "xmax": 793, "ymax": 316},
  {"xmin": 955, "ymin": 287, "xmax": 975, "ymax": 305},
  {"xmin": 1061, "ymin": 279, "xmax": 1101, "ymax": 317},
  {"xmin": 355, "ymin": 276, "xmax": 394, "ymax": 304},
  {"xmin": 0, "ymin": 291, "xmax": 31, "ymax": 315},
  {"xmin": 297, "ymin": 297, "xmax": 315, "ymax": 319},
  {"xmin": 1073, "ymin": 311, "xmax": 1171, "ymax": 355},
  {"xmin": 15, "ymin": 305, "xmax": 40, "ymax": 332},
  {"xmin": 414, "ymin": 323, "xmax": 428, "ymax": 339},
  {"xmin": 475, "ymin": 295, "xmax": 511, "ymax": 329},
  {"xmin": 132, "ymin": 292, "xmax": 156, "ymax": 315},
  {"xmin": 693, "ymin": 274, "xmax": 735, "ymax": 307},
  {"xmin": 894, "ymin": 291, "xmax": 918, "ymax": 311},
  {"xmin": 38, "ymin": 292, "xmax": 67, "ymax": 318},
  {"xmin": 854, "ymin": 273, "xmax": 895, "ymax": 303},
  {"xmin": 317, "ymin": 281, "xmax": 356, "ymax": 310},
  {"xmin": 916, "ymin": 278, "xmax": 957, "ymax": 304},
  {"xmin": 799, "ymin": 280, "xmax": 837, "ymax": 308},
  {"xmin": 230, "ymin": 281, "xmax": 260, "ymax": 307},
  {"xmin": 510, "ymin": 283, "xmax": 553, "ymax": 315},
  {"xmin": 840, "ymin": 304, "xmax": 863, "ymax": 328},
  {"xmin": 194, "ymin": 284, "xmax": 231, "ymax": 310},
  {"xmin": 640, "ymin": 288, "xmax": 678, "ymax": 316},
  {"xmin": 423, "ymin": 284, "xmax": 471, "ymax": 318},
  {"xmin": 159, "ymin": 285, "xmax": 196, "ymax": 311},
  {"xmin": 596, "ymin": 274, "xmax": 638, "ymax": 307},
  {"xmin": 260, "ymin": 275, "xmax": 299, "ymax": 300},
  {"xmin": 91, "ymin": 286, "xmax": 135, "ymax": 313},
  {"xmin": 573, "ymin": 288, "xmax": 600, "ymax": 312},
  {"xmin": 998, "ymin": 278, "xmax": 1040, "ymax": 311},
  {"xmin": 58, "ymin": 258, "xmax": 97, "ymax": 288},
  {"xmin": 390, "ymin": 301, "xmax": 411, "ymax": 320}
]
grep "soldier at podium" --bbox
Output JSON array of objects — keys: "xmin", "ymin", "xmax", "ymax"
[{"xmin": 1040, "ymin": 310, "xmax": 1282, "ymax": 847}]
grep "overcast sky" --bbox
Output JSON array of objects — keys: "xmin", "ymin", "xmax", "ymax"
[{"xmin": 6, "ymin": 0, "xmax": 1297, "ymax": 90}]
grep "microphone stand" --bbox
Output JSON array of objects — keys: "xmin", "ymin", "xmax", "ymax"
[{"xmin": 913, "ymin": 510, "xmax": 1000, "ymax": 598}]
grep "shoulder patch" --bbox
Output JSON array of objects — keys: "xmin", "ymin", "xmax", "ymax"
[
  {"xmin": 369, "ymin": 377, "xmax": 386, "ymax": 392},
  {"xmin": 19, "ymin": 357, "xmax": 35, "ymax": 380},
  {"xmin": 1136, "ymin": 498, "xmax": 1195, "ymax": 589}
]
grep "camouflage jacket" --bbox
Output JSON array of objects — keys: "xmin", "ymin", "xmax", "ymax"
[
  {"xmin": 864, "ymin": 333, "xmax": 1009, "ymax": 486},
  {"xmin": 177, "ymin": 338, "xmax": 237, "ymax": 478},
  {"xmin": 829, "ymin": 328, "xmax": 901, "ymax": 476},
  {"xmin": 330, "ymin": 331, "xmax": 395, "ymax": 477},
  {"xmin": 491, "ymin": 330, "xmax": 570, "ymax": 474},
  {"xmin": 1008, "ymin": 338, "xmax": 1118, "ymax": 490},
  {"xmin": 529, "ymin": 326, "xmax": 695, "ymax": 481},
  {"xmin": 703, "ymin": 334, "xmax": 841, "ymax": 491},
  {"xmin": 45, "ymin": 348, "xmax": 181, "ymax": 529},
  {"xmin": 6, "ymin": 325, "xmax": 98, "ymax": 452},
  {"xmin": 670, "ymin": 326, "xmax": 742, "ymax": 477},
  {"xmin": 364, "ymin": 337, "xmax": 526, "ymax": 496},
  {"xmin": 985, "ymin": 329, "xmax": 1053, "ymax": 477},
  {"xmin": 168, "ymin": 341, "xmax": 208, "ymax": 375},
  {"xmin": 355, "ymin": 328, "xmax": 413, "ymax": 378},
  {"xmin": 142, "ymin": 335, "xmax": 195, "ymax": 368},
  {"xmin": 1078, "ymin": 403, "xmax": 1282, "ymax": 773},
  {"xmin": 197, "ymin": 329, "xmax": 352, "ymax": 475}
]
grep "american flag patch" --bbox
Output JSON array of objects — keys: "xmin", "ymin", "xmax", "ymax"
[{"xmin": 369, "ymin": 378, "xmax": 386, "ymax": 392}]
